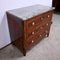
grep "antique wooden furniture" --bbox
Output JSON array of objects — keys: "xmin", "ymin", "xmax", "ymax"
[
  {"xmin": 6, "ymin": 5, "xmax": 54, "ymax": 56},
  {"xmin": 52, "ymin": 0, "xmax": 60, "ymax": 12}
]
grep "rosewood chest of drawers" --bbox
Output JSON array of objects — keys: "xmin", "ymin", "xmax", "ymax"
[{"xmin": 6, "ymin": 5, "xmax": 54, "ymax": 56}]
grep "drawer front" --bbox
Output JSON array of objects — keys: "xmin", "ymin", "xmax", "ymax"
[
  {"xmin": 42, "ymin": 11, "xmax": 53, "ymax": 22},
  {"xmin": 26, "ymin": 11, "xmax": 52, "ymax": 32},
  {"xmin": 26, "ymin": 22, "xmax": 52, "ymax": 39}
]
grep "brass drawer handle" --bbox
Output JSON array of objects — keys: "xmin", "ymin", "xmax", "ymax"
[
  {"xmin": 41, "ymin": 17, "xmax": 44, "ymax": 20},
  {"xmin": 40, "ymin": 27, "xmax": 43, "ymax": 29},
  {"xmin": 32, "ymin": 32, "xmax": 35, "ymax": 35},
  {"xmin": 45, "ymin": 34, "xmax": 48, "ymax": 37},
  {"xmin": 32, "ymin": 22, "xmax": 35, "ymax": 26},
  {"xmin": 45, "ymin": 30, "xmax": 48, "ymax": 33},
  {"xmin": 32, "ymin": 40, "xmax": 34, "ymax": 43},
  {"xmin": 48, "ymin": 15, "xmax": 50, "ymax": 18},
  {"xmin": 46, "ymin": 23, "xmax": 49, "ymax": 26},
  {"xmin": 40, "ymin": 35, "xmax": 42, "ymax": 37}
]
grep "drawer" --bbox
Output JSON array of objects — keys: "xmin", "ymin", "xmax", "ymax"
[
  {"xmin": 26, "ymin": 11, "xmax": 53, "ymax": 32},
  {"xmin": 42, "ymin": 11, "xmax": 53, "ymax": 21},
  {"xmin": 36, "ymin": 11, "xmax": 53, "ymax": 25},
  {"xmin": 26, "ymin": 21, "xmax": 52, "ymax": 38},
  {"xmin": 26, "ymin": 16, "xmax": 39, "ymax": 29}
]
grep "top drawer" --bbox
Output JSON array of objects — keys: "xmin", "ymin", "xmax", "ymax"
[{"xmin": 26, "ymin": 11, "xmax": 53, "ymax": 31}]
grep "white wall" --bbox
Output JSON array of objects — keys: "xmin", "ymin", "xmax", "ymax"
[{"xmin": 0, "ymin": 0, "xmax": 52, "ymax": 48}]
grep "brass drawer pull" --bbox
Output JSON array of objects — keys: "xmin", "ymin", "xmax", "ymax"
[
  {"xmin": 45, "ymin": 30, "xmax": 48, "ymax": 33},
  {"xmin": 46, "ymin": 23, "xmax": 49, "ymax": 26},
  {"xmin": 45, "ymin": 34, "xmax": 48, "ymax": 37},
  {"xmin": 40, "ymin": 35, "xmax": 42, "ymax": 37},
  {"xmin": 32, "ymin": 32, "xmax": 35, "ymax": 35},
  {"xmin": 40, "ymin": 27, "xmax": 43, "ymax": 29},
  {"xmin": 48, "ymin": 15, "xmax": 50, "ymax": 18},
  {"xmin": 32, "ymin": 22, "xmax": 35, "ymax": 26},
  {"xmin": 32, "ymin": 40, "xmax": 34, "ymax": 43},
  {"xmin": 41, "ymin": 17, "xmax": 44, "ymax": 20}
]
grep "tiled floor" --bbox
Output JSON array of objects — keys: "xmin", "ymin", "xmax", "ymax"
[{"xmin": 0, "ymin": 14, "xmax": 60, "ymax": 60}]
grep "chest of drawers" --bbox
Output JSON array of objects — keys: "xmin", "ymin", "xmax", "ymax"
[{"xmin": 6, "ymin": 5, "xmax": 54, "ymax": 56}]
